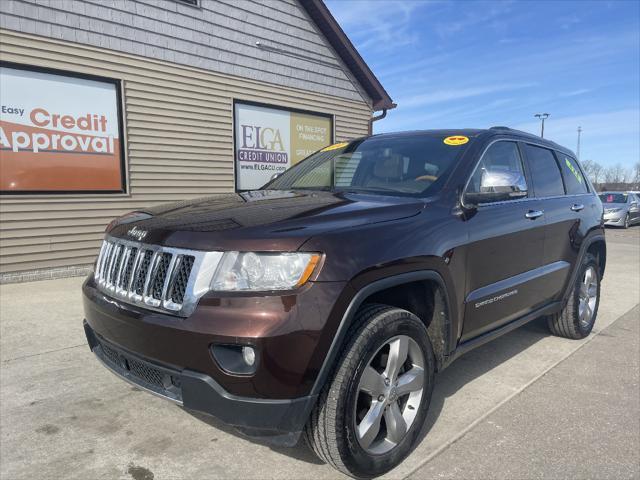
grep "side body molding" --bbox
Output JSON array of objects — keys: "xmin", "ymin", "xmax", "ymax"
[{"xmin": 465, "ymin": 261, "xmax": 570, "ymax": 304}]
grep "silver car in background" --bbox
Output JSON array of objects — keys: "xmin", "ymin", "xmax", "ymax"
[{"xmin": 599, "ymin": 191, "xmax": 640, "ymax": 228}]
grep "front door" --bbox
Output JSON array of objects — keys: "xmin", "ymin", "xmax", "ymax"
[{"xmin": 461, "ymin": 140, "xmax": 546, "ymax": 342}]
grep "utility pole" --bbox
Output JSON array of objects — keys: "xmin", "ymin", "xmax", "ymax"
[
  {"xmin": 534, "ymin": 113, "xmax": 550, "ymax": 138},
  {"xmin": 577, "ymin": 126, "xmax": 582, "ymax": 160}
]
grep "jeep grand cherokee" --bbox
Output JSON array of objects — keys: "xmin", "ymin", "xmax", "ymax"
[{"xmin": 83, "ymin": 127, "xmax": 606, "ymax": 478}]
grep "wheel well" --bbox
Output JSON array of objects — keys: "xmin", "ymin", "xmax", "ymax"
[
  {"xmin": 587, "ymin": 240, "xmax": 606, "ymax": 278},
  {"xmin": 364, "ymin": 280, "xmax": 450, "ymax": 370}
]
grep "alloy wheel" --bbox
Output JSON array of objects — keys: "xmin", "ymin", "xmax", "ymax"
[
  {"xmin": 354, "ymin": 335, "xmax": 425, "ymax": 455},
  {"xmin": 578, "ymin": 265, "xmax": 598, "ymax": 329}
]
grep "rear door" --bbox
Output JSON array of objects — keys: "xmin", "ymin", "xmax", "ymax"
[
  {"xmin": 521, "ymin": 145, "xmax": 589, "ymax": 302},
  {"xmin": 461, "ymin": 140, "xmax": 546, "ymax": 341}
]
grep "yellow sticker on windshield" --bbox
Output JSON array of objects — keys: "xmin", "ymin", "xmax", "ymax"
[
  {"xmin": 321, "ymin": 142, "xmax": 349, "ymax": 152},
  {"xmin": 444, "ymin": 135, "xmax": 469, "ymax": 146}
]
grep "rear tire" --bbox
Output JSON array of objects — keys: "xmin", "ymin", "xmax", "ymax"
[
  {"xmin": 304, "ymin": 304, "xmax": 435, "ymax": 479},
  {"xmin": 547, "ymin": 253, "xmax": 600, "ymax": 339}
]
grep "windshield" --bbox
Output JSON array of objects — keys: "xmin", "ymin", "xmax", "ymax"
[
  {"xmin": 599, "ymin": 193, "xmax": 628, "ymax": 204},
  {"xmin": 263, "ymin": 134, "xmax": 472, "ymax": 196}
]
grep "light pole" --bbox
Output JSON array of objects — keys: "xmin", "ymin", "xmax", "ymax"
[
  {"xmin": 534, "ymin": 113, "xmax": 550, "ymax": 138},
  {"xmin": 577, "ymin": 126, "xmax": 582, "ymax": 160}
]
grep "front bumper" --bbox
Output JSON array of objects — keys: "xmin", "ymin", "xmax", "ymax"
[
  {"xmin": 603, "ymin": 213, "xmax": 625, "ymax": 226},
  {"xmin": 82, "ymin": 275, "xmax": 350, "ymax": 444},
  {"xmin": 84, "ymin": 320, "xmax": 315, "ymax": 445}
]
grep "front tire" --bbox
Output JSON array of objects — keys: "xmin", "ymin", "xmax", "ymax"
[
  {"xmin": 547, "ymin": 253, "xmax": 600, "ymax": 339},
  {"xmin": 624, "ymin": 213, "xmax": 630, "ymax": 229},
  {"xmin": 304, "ymin": 304, "xmax": 435, "ymax": 478}
]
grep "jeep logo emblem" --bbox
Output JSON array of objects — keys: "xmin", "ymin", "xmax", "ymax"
[{"xmin": 127, "ymin": 226, "xmax": 147, "ymax": 241}]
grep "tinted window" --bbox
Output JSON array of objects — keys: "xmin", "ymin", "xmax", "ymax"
[
  {"xmin": 524, "ymin": 145, "xmax": 565, "ymax": 197},
  {"xmin": 467, "ymin": 141, "xmax": 527, "ymax": 200},
  {"xmin": 557, "ymin": 153, "xmax": 588, "ymax": 194},
  {"xmin": 599, "ymin": 193, "xmax": 628, "ymax": 204},
  {"xmin": 266, "ymin": 135, "xmax": 471, "ymax": 196}
]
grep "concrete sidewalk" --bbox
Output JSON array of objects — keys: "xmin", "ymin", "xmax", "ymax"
[
  {"xmin": 1, "ymin": 227, "xmax": 638, "ymax": 480},
  {"xmin": 410, "ymin": 304, "xmax": 640, "ymax": 480}
]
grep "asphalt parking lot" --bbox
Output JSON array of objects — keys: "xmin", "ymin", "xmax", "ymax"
[{"xmin": 1, "ymin": 226, "xmax": 638, "ymax": 480}]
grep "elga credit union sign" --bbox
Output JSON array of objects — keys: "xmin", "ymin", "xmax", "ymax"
[
  {"xmin": 0, "ymin": 65, "xmax": 125, "ymax": 193},
  {"xmin": 234, "ymin": 102, "xmax": 333, "ymax": 190}
]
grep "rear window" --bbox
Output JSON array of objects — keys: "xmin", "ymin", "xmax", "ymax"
[
  {"xmin": 599, "ymin": 193, "xmax": 628, "ymax": 204},
  {"xmin": 524, "ymin": 144, "xmax": 565, "ymax": 197},
  {"xmin": 265, "ymin": 134, "xmax": 472, "ymax": 196},
  {"xmin": 557, "ymin": 153, "xmax": 588, "ymax": 194}
]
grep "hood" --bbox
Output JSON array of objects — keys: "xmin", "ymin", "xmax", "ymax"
[{"xmin": 107, "ymin": 190, "xmax": 425, "ymax": 251}]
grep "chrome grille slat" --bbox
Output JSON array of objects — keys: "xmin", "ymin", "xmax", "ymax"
[
  {"xmin": 94, "ymin": 236, "xmax": 223, "ymax": 317},
  {"xmin": 104, "ymin": 243, "xmax": 119, "ymax": 286},
  {"xmin": 143, "ymin": 251, "xmax": 160, "ymax": 301},
  {"xmin": 127, "ymin": 248, "xmax": 143, "ymax": 294},
  {"xmin": 161, "ymin": 255, "xmax": 179, "ymax": 301},
  {"xmin": 115, "ymin": 246, "xmax": 132, "ymax": 292},
  {"xmin": 102, "ymin": 242, "xmax": 114, "ymax": 281},
  {"xmin": 109, "ymin": 245, "xmax": 125, "ymax": 289},
  {"xmin": 150, "ymin": 253, "xmax": 172, "ymax": 301},
  {"xmin": 95, "ymin": 241, "xmax": 107, "ymax": 282}
]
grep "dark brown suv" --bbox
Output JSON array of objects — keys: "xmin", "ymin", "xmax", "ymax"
[{"xmin": 83, "ymin": 128, "xmax": 606, "ymax": 478}]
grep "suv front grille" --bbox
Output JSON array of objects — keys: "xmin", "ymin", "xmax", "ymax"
[{"xmin": 94, "ymin": 236, "xmax": 219, "ymax": 316}]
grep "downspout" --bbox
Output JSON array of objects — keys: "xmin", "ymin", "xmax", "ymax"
[{"xmin": 368, "ymin": 109, "xmax": 388, "ymax": 135}]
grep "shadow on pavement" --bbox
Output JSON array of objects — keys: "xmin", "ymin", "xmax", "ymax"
[
  {"xmin": 184, "ymin": 317, "xmax": 552, "ymax": 466},
  {"xmin": 415, "ymin": 317, "xmax": 549, "ymax": 446}
]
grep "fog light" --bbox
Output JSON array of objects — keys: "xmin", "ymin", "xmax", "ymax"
[
  {"xmin": 211, "ymin": 344, "xmax": 258, "ymax": 375},
  {"xmin": 242, "ymin": 346, "xmax": 256, "ymax": 366}
]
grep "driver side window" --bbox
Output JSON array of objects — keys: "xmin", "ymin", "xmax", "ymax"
[{"xmin": 467, "ymin": 141, "xmax": 528, "ymax": 201}]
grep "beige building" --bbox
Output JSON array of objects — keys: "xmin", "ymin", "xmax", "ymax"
[{"xmin": 0, "ymin": 0, "xmax": 394, "ymax": 282}]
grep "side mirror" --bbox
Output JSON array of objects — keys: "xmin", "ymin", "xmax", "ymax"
[{"xmin": 464, "ymin": 168, "xmax": 528, "ymax": 206}]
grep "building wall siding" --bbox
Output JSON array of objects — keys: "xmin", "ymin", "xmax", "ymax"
[
  {"xmin": 0, "ymin": 29, "xmax": 372, "ymax": 275},
  {"xmin": 0, "ymin": 0, "xmax": 371, "ymax": 105}
]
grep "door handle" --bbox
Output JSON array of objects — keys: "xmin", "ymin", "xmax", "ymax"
[
  {"xmin": 570, "ymin": 203, "xmax": 585, "ymax": 212},
  {"xmin": 525, "ymin": 210, "xmax": 544, "ymax": 219}
]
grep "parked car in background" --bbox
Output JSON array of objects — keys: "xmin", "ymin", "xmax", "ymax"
[
  {"xmin": 83, "ymin": 127, "xmax": 606, "ymax": 478},
  {"xmin": 599, "ymin": 191, "xmax": 640, "ymax": 228}
]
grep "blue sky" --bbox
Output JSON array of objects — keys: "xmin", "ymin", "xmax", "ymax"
[{"xmin": 325, "ymin": 0, "xmax": 640, "ymax": 168}]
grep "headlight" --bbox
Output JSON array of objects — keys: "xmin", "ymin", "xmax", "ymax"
[{"xmin": 210, "ymin": 252, "xmax": 321, "ymax": 291}]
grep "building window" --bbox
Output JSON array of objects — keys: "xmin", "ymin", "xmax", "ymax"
[
  {"xmin": 233, "ymin": 101, "xmax": 334, "ymax": 191},
  {"xmin": 0, "ymin": 63, "xmax": 126, "ymax": 194}
]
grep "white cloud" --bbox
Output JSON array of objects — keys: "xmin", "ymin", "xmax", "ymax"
[
  {"xmin": 325, "ymin": 0, "xmax": 427, "ymax": 53},
  {"xmin": 512, "ymin": 109, "xmax": 640, "ymax": 166},
  {"xmin": 434, "ymin": 1, "xmax": 513, "ymax": 38},
  {"xmin": 560, "ymin": 89, "xmax": 591, "ymax": 97},
  {"xmin": 512, "ymin": 109, "xmax": 640, "ymax": 140},
  {"xmin": 397, "ymin": 83, "xmax": 535, "ymax": 109}
]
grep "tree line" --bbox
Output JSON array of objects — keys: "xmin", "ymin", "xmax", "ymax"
[{"xmin": 581, "ymin": 160, "xmax": 640, "ymax": 192}]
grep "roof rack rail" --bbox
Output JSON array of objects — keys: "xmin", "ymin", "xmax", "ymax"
[{"xmin": 489, "ymin": 126, "xmax": 512, "ymax": 130}]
